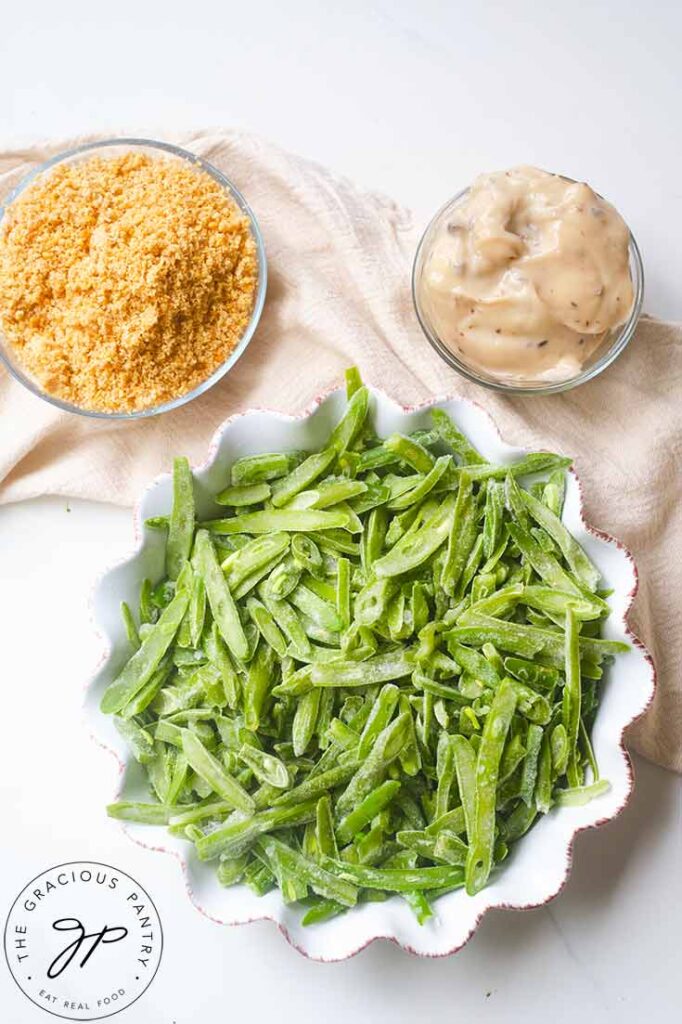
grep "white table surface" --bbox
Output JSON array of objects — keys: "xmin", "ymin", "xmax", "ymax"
[{"xmin": 1, "ymin": 3, "xmax": 680, "ymax": 1022}]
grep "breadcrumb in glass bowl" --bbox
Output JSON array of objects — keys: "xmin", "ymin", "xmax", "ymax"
[{"xmin": 0, "ymin": 138, "xmax": 267, "ymax": 419}]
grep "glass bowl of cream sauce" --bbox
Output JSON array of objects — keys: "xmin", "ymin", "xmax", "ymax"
[{"xmin": 413, "ymin": 166, "xmax": 643, "ymax": 394}]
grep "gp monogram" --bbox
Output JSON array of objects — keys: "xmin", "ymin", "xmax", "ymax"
[{"xmin": 4, "ymin": 862, "xmax": 162, "ymax": 1021}]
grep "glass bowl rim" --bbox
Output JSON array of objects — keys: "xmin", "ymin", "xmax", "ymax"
[
  {"xmin": 0, "ymin": 137, "xmax": 268, "ymax": 419},
  {"xmin": 412, "ymin": 180, "xmax": 644, "ymax": 396}
]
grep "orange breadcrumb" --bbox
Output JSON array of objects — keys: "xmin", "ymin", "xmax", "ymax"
[{"xmin": 0, "ymin": 151, "xmax": 258, "ymax": 412}]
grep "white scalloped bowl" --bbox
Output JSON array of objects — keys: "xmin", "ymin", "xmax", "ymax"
[{"xmin": 85, "ymin": 386, "xmax": 655, "ymax": 960}]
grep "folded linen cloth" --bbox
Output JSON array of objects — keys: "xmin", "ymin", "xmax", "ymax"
[{"xmin": 0, "ymin": 129, "xmax": 679, "ymax": 772}]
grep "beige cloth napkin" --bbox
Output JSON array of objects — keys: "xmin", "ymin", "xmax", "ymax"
[{"xmin": 0, "ymin": 129, "xmax": 679, "ymax": 773}]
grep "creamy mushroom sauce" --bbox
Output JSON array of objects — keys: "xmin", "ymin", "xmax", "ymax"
[{"xmin": 417, "ymin": 166, "xmax": 634, "ymax": 383}]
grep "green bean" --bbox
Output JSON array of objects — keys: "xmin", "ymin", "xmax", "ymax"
[
  {"xmin": 384, "ymin": 433, "xmax": 435, "ymax": 473},
  {"xmin": 459, "ymin": 453, "xmax": 572, "ymax": 482},
  {"xmin": 507, "ymin": 522, "xmax": 583, "ymax": 597},
  {"xmin": 301, "ymin": 900, "xmax": 346, "ymax": 926},
  {"xmin": 238, "ymin": 744, "xmax": 289, "ymax": 789},
  {"xmin": 351, "ymin": 483, "xmax": 391, "ymax": 516},
  {"xmin": 412, "ymin": 671, "xmax": 466, "ymax": 704},
  {"xmin": 483, "ymin": 481, "xmax": 505, "ymax": 560},
  {"xmin": 554, "ymin": 780, "xmax": 610, "ymax": 806},
  {"xmin": 465, "ymin": 678, "xmax": 517, "ymax": 895},
  {"xmin": 217, "ymin": 856, "xmax": 249, "ymax": 887},
  {"xmin": 310, "ymin": 529, "xmax": 361, "ymax": 557},
  {"xmin": 194, "ymin": 530, "xmax": 249, "ymax": 662},
  {"xmin": 355, "ymin": 430, "xmax": 437, "ymax": 473},
  {"xmin": 232, "ymin": 554, "xmax": 288, "ymax": 601},
  {"xmin": 114, "ymin": 718, "xmax": 155, "ymax": 763},
  {"xmin": 335, "ymin": 713, "xmax": 410, "ymax": 816},
  {"xmin": 315, "ymin": 795, "xmax": 339, "ymax": 859},
  {"xmin": 434, "ymin": 731, "xmax": 456, "ymax": 820},
  {"xmin": 373, "ymin": 495, "xmax": 456, "ymax": 578},
  {"xmin": 403, "ymin": 891, "xmax": 433, "ymax": 924},
  {"xmin": 101, "ymin": 588, "xmax": 190, "ymax": 714},
  {"xmin": 261, "ymin": 836, "xmax": 358, "ymax": 906},
  {"xmin": 138, "ymin": 577, "xmax": 155, "ymax": 625},
  {"xmin": 196, "ymin": 799, "xmax": 318, "ymax": 861},
  {"xmin": 520, "ymin": 489, "xmax": 600, "ymax": 591},
  {"xmin": 262, "ymin": 556, "xmax": 302, "ymax": 602},
  {"xmin": 323, "ymin": 859, "xmax": 465, "ymax": 892},
  {"xmin": 243, "ymin": 642, "xmax": 276, "ymax": 732},
  {"xmin": 451, "ymin": 735, "xmax": 476, "ymax": 844},
  {"xmin": 441, "ymin": 475, "xmax": 478, "ymax": 596},
  {"xmin": 215, "ymin": 482, "xmax": 272, "ymax": 506},
  {"xmin": 396, "ymin": 695, "xmax": 421, "ymax": 777},
  {"xmin": 503, "ymin": 656, "xmax": 558, "ymax": 691},
  {"xmin": 551, "ymin": 723, "xmax": 569, "ymax": 776},
  {"xmin": 222, "ymin": 533, "xmax": 290, "ymax": 587},
  {"xmin": 431, "ymin": 409, "xmax": 486, "ymax": 466},
  {"xmin": 271, "ymin": 449, "xmax": 337, "ymax": 507},
  {"xmin": 507, "ymin": 678, "xmax": 551, "ymax": 725},
  {"xmin": 563, "ymin": 605, "xmax": 582, "ymax": 787},
  {"xmin": 167, "ymin": 800, "xmax": 232, "ymax": 828},
  {"xmin": 425, "ymin": 805, "xmax": 466, "ymax": 837},
  {"xmin": 345, "ymin": 366, "xmax": 363, "ymax": 399},
  {"xmin": 181, "ymin": 730, "xmax": 255, "ymax": 813},
  {"xmin": 499, "ymin": 731, "xmax": 527, "ymax": 783},
  {"xmin": 273, "ymin": 761, "xmax": 360, "ymax": 807},
  {"xmin": 290, "ymin": 583, "xmax": 341, "ymax": 632},
  {"xmin": 501, "ymin": 802, "xmax": 537, "ymax": 842},
  {"xmin": 433, "ymin": 831, "xmax": 469, "ymax": 866},
  {"xmin": 120, "ymin": 601, "xmax": 140, "ymax": 650},
  {"xmin": 357, "ymin": 684, "xmax": 400, "ymax": 759},
  {"xmin": 505, "ymin": 471, "xmax": 530, "ymax": 529},
  {"xmin": 243, "ymin": 859, "xmax": 276, "ymax": 895},
  {"xmin": 535, "ymin": 730, "xmax": 554, "ymax": 813},
  {"xmin": 520, "ymin": 724, "xmax": 544, "ymax": 806},
  {"xmin": 290, "ymin": 534, "xmax": 324, "ymax": 577},
  {"xmin": 119, "ymin": 658, "xmax": 173, "ymax": 719},
  {"xmin": 208, "ymin": 508, "xmax": 350, "ymax": 534},
  {"xmin": 354, "ymin": 576, "xmax": 398, "ymax": 625},
  {"xmin": 327, "ymin": 385, "xmax": 370, "ymax": 453},
  {"xmin": 448, "ymin": 640, "xmax": 501, "ymax": 688},
  {"xmin": 335, "ymin": 556, "xmax": 351, "ymax": 629},
  {"xmin": 246, "ymin": 597, "xmax": 287, "ymax": 656},
  {"xmin": 388, "ymin": 455, "xmax": 451, "ymax": 512},
  {"xmin": 292, "ymin": 688, "xmax": 321, "ymax": 757},
  {"xmin": 189, "ymin": 574, "xmax": 207, "ymax": 648},
  {"xmin": 204, "ymin": 623, "xmax": 240, "ymax": 708},
  {"xmin": 144, "ymin": 515, "xmax": 169, "ymax": 532},
  {"xmin": 231, "ymin": 452, "xmax": 295, "ymax": 486},
  {"xmin": 336, "ymin": 780, "xmax": 401, "ymax": 844},
  {"xmin": 311, "ymin": 651, "xmax": 414, "ymax": 687},
  {"xmin": 107, "ymin": 801, "xmax": 176, "ymax": 825},
  {"xmin": 258, "ymin": 589, "xmax": 311, "ymax": 658},
  {"xmin": 166, "ymin": 457, "xmax": 195, "ymax": 580},
  {"xmin": 543, "ymin": 469, "xmax": 566, "ymax": 517}
]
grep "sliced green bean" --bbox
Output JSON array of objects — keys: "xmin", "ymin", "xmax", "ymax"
[
  {"xmin": 231, "ymin": 452, "xmax": 295, "ymax": 485},
  {"xmin": 323, "ymin": 859, "xmax": 465, "ymax": 892},
  {"xmin": 166, "ymin": 457, "xmax": 195, "ymax": 580},
  {"xmin": 465, "ymin": 678, "xmax": 517, "ymax": 895},
  {"xmin": 101, "ymin": 588, "xmax": 190, "ymax": 714},
  {"xmin": 336, "ymin": 780, "xmax": 401, "ymax": 844},
  {"xmin": 195, "ymin": 530, "xmax": 249, "ymax": 661},
  {"xmin": 181, "ymin": 729, "xmax": 255, "ymax": 813},
  {"xmin": 208, "ymin": 509, "xmax": 350, "ymax": 534}
]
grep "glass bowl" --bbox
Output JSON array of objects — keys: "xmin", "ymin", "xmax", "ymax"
[
  {"xmin": 412, "ymin": 184, "xmax": 644, "ymax": 395},
  {"xmin": 0, "ymin": 138, "xmax": 267, "ymax": 419}
]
